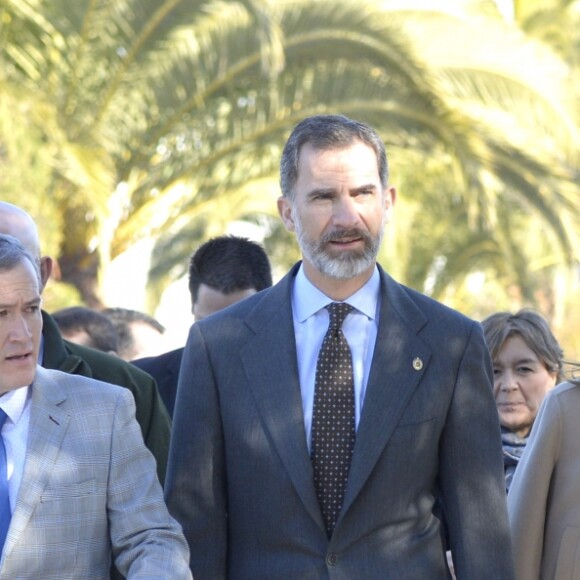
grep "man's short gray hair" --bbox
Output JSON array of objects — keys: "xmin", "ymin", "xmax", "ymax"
[
  {"xmin": 279, "ymin": 114, "xmax": 389, "ymax": 199},
  {"xmin": 0, "ymin": 233, "xmax": 42, "ymax": 286}
]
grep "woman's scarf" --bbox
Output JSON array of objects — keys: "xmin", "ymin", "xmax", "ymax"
[{"xmin": 502, "ymin": 427, "xmax": 529, "ymax": 493}]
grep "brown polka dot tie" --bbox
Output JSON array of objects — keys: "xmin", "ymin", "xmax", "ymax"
[{"xmin": 311, "ymin": 302, "xmax": 355, "ymax": 537}]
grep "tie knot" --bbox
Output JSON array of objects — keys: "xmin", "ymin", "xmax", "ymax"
[
  {"xmin": 326, "ymin": 302, "xmax": 353, "ymax": 331},
  {"xmin": 0, "ymin": 409, "xmax": 7, "ymax": 430}
]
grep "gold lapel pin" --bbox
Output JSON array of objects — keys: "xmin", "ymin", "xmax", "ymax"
[{"xmin": 412, "ymin": 357, "xmax": 423, "ymax": 371}]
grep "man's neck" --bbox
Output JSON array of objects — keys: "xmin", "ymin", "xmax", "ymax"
[{"xmin": 302, "ymin": 261, "xmax": 376, "ymax": 302}]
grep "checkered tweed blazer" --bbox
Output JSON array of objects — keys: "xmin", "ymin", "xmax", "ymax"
[{"xmin": 0, "ymin": 366, "xmax": 191, "ymax": 579}]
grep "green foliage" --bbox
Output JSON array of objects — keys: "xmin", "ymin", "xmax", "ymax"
[{"xmin": 0, "ymin": 0, "xmax": 577, "ymax": 322}]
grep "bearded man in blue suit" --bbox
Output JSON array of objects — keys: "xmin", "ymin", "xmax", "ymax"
[{"xmin": 166, "ymin": 115, "xmax": 515, "ymax": 579}]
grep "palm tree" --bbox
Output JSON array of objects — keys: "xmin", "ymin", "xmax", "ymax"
[
  {"xmin": 1, "ymin": 0, "xmax": 577, "ymax": 309},
  {"xmin": 513, "ymin": 0, "xmax": 579, "ymax": 66},
  {"xmin": 368, "ymin": 1, "xmax": 579, "ymax": 316}
]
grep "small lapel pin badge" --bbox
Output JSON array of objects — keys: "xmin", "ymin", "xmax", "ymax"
[{"xmin": 412, "ymin": 357, "xmax": 424, "ymax": 371}]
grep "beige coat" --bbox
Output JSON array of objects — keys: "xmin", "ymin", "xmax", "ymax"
[{"xmin": 508, "ymin": 380, "xmax": 580, "ymax": 580}]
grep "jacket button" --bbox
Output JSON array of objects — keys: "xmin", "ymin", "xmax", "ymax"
[{"xmin": 326, "ymin": 553, "xmax": 338, "ymax": 566}]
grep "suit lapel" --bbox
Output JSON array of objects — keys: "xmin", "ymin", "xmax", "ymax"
[
  {"xmin": 3, "ymin": 367, "xmax": 70, "ymax": 559},
  {"xmin": 238, "ymin": 265, "xmax": 433, "ymax": 531},
  {"xmin": 341, "ymin": 268, "xmax": 431, "ymax": 514},
  {"xmin": 241, "ymin": 267, "xmax": 324, "ymax": 530}
]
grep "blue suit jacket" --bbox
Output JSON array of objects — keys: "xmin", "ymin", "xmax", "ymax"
[
  {"xmin": 166, "ymin": 263, "xmax": 515, "ymax": 579},
  {"xmin": 133, "ymin": 348, "xmax": 184, "ymax": 418}
]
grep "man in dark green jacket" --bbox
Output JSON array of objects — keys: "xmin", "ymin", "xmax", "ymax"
[
  {"xmin": 41, "ymin": 310, "xmax": 170, "ymax": 484},
  {"xmin": 0, "ymin": 202, "xmax": 171, "ymax": 486}
]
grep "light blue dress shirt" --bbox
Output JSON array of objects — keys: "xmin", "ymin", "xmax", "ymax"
[
  {"xmin": 0, "ymin": 385, "xmax": 31, "ymax": 513},
  {"xmin": 291, "ymin": 264, "xmax": 381, "ymax": 451}
]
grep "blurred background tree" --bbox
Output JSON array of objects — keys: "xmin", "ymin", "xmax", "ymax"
[{"xmin": 0, "ymin": 0, "xmax": 578, "ymax": 357}]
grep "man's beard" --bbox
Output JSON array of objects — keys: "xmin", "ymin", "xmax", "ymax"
[{"xmin": 294, "ymin": 215, "xmax": 384, "ymax": 280}]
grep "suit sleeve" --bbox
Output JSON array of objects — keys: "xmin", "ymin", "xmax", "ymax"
[
  {"xmin": 438, "ymin": 322, "xmax": 515, "ymax": 579},
  {"xmin": 165, "ymin": 323, "xmax": 228, "ymax": 579},
  {"xmin": 107, "ymin": 388, "xmax": 192, "ymax": 579},
  {"xmin": 507, "ymin": 391, "xmax": 561, "ymax": 580}
]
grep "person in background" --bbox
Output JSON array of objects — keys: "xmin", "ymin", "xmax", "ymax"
[
  {"xmin": 52, "ymin": 306, "xmax": 119, "ymax": 354},
  {"xmin": 0, "ymin": 202, "xmax": 171, "ymax": 490},
  {"xmin": 0, "ymin": 234, "xmax": 191, "ymax": 579},
  {"xmin": 481, "ymin": 309, "xmax": 563, "ymax": 492},
  {"xmin": 508, "ymin": 373, "xmax": 580, "ymax": 579},
  {"xmin": 165, "ymin": 114, "xmax": 514, "ymax": 579},
  {"xmin": 133, "ymin": 235, "xmax": 273, "ymax": 417},
  {"xmin": 101, "ymin": 307, "xmax": 167, "ymax": 361}
]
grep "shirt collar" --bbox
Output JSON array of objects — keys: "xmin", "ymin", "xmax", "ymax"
[
  {"xmin": 0, "ymin": 384, "xmax": 31, "ymax": 426},
  {"xmin": 292, "ymin": 263, "xmax": 380, "ymax": 322}
]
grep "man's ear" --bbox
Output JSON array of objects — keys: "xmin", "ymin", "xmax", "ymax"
[
  {"xmin": 39, "ymin": 256, "xmax": 53, "ymax": 291},
  {"xmin": 277, "ymin": 196, "xmax": 296, "ymax": 233},
  {"xmin": 383, "ymin": 185, "xmax": 397, "ymax": 225}
]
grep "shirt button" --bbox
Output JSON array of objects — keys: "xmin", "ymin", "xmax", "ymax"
[{"xmin": 326, "ymin": 553, "xmax": 338, "ymax": 566}]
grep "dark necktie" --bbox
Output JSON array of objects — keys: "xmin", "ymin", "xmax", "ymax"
[
  {"xmin": 311, "ymin": 302, "xmax": 355, "ymax": 537},
  {"xmin": 0, "ymin": 409, "xmax": 11, "ymax": 552}
]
